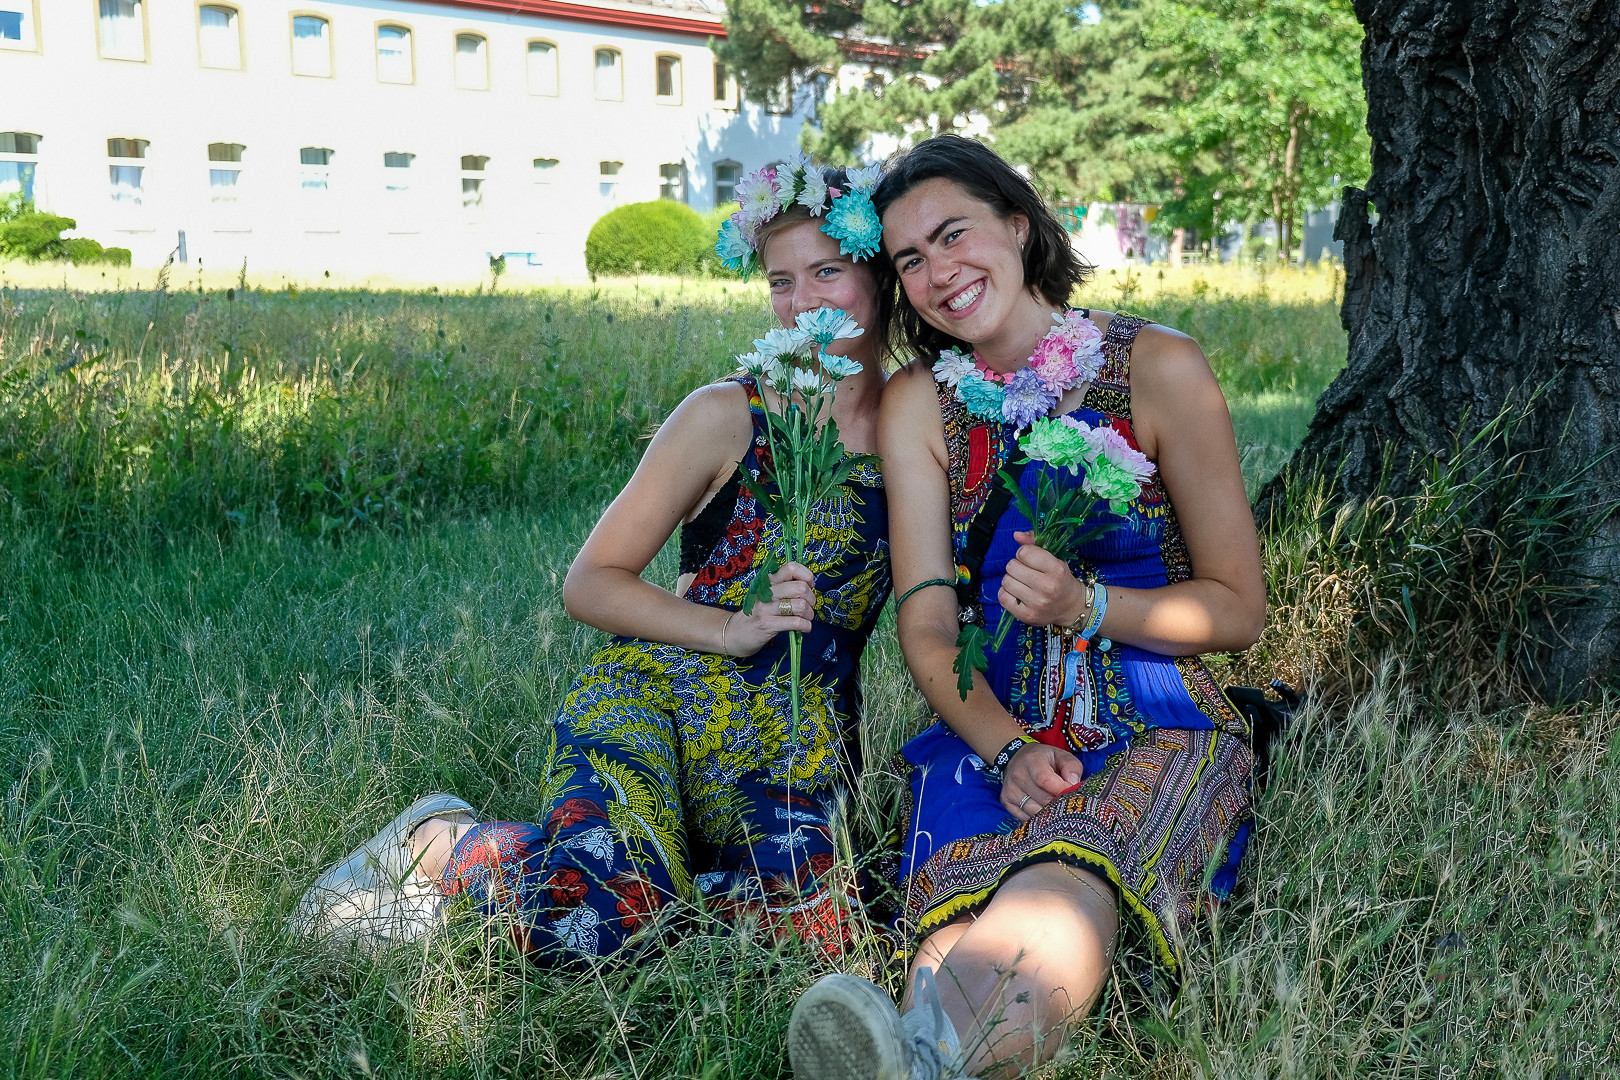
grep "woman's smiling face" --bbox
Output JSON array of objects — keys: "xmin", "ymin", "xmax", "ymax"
[
  {"xmin": 760, "ymin": 217, "xmax": 879, "ymax": 356},
  {"xmin": 881, "ymin": 176, "xmax": 1031, "ymax": 348}
]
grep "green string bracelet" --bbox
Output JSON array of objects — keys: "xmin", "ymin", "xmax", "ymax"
[{"xmin": 895, "ymin": 578, "xmax": 956, "ymax": 608}]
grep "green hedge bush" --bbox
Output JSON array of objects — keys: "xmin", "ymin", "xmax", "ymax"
[
  {"xmin": 585, "ymin": 200, "xmax": 710, "ymax": 277},
  {"xmin": 0, "ymin": 198, "xmax": 131, "ymax": 265}
]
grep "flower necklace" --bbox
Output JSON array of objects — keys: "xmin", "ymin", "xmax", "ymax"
[{"xmin": 932, "ymin": 309, "xmax": 1106, "ymax": 430}]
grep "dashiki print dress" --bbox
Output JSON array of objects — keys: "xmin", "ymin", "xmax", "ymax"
[
  {"xmin": 899, "ymin": 314, "xmax": 1254, "ymax": 985},
  {"xmin": 438, "ymin": 375, "xmax": 891, "ymax": 966}
]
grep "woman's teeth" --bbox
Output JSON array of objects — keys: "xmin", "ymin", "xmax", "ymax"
[{"xmin": 947, "ymin": 282, "xmax": 984, "ymax": 312}]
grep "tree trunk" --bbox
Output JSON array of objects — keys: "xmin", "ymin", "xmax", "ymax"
[{"xmin": 1263, "ymin": 0, "xmax": 1620, "ymax": 699}]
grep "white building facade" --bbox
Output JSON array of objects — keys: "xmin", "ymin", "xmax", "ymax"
[{"xmin": 0, "ymin": 0, "xmax": 814, "ymax": 277}]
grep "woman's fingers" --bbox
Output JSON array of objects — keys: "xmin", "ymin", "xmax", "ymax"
[
  {"xmin": 1002, "ymin": 744, "xmax": 1085, "ymax": 819},
  {"xmin": 770, "ymin": 561, "xmax": 817, "ymax": 586}
]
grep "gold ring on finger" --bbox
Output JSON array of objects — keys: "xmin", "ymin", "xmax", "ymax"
[{"xmin": 778, "ymin": 599, "xmax": 795, "ymax": 617}]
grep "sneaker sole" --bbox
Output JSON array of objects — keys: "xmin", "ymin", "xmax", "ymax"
[{"xmin": 788, "ymin": 975, "xmax": 908, "ymax": 1080}]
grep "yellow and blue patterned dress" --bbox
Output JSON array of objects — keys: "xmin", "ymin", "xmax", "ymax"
[
  {"xmin": 898, "ymin": 315, "xmax": 1254, "ymax": 989},
  {"xmin": 440, "ymin": 376, "xmax": 891, "ymax": 964}
]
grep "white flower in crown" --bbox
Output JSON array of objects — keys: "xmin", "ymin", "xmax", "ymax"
[
  {"xmin": 761, "ymin": 354, "xmax": 789, "ymax": 390},
  {"xmin": 846, "ymin": 163, "xmax": 883, "ymax": 196},
  {"xmin": 735, "ymin": 170, "xmax": 780, "ymax": 224},
  {"xmin": 790, "ymin": 366, "xmax": 829, "ymax": 396},
  {"xmin": 797, "ymin": 169, "xmax": 830, "ymax": 216},
  {"xmin": 818, "ymin": 352, "xmax": 863, "ymax": 381},
  {"xmin": 773, "ymin": 167, "xmax": 799, "ymax": 212},
  {"xmin": 933, "ymin": 348, "xmax": 978, "ymax": 387}
]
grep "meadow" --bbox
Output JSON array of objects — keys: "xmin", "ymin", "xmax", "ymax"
[{"xmin": 0, "ymin": 264, "xmax": 1612, "ymax": 1078}]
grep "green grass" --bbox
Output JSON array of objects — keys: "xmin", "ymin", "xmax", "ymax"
[{"xmin": 3, "ymin": 270, "xmax": 1613, "ymax": 1078}]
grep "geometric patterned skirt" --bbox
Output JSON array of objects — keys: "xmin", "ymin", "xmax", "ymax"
[{"xmin": 897, "ymin": 724, "xmax": 1254, "ymax": 985}]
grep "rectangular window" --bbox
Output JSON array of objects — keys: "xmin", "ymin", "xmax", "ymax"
[
  {"xmin": 0, "ymin": 134, "xmax": 39, "ymax": 202},
  {"xmin": 292, "ymin": 15, "xmax": 331, "ymax": 77},
  {"xmin": 713, "ymin": 60, "xmax": 732, "ymax": 104},
  {"xmin": 199, "ymin": 5, "xmax": 241, "ymax": 69},
  {"xmin": 659, "ymin": 163, "xmax": 686, "ymax": 204},
  {"xmin": 714, "ymin": 161, "xmax": 739, "ymax": 207},
  {"xmin": 454, "ymin": 33, "xmax": 488, "ymax": 90},
  {"xmin": 109, "ymin": 165, "xmax": 144, "ymax": 206},
  {"xmin": 0, "ymin": 3, "xmax": 36, "ymax": 50},
  {"xmin": 598, "ymin": 159, "xmax": 621, "ymax": 204},
  {"xmin": 762, "ymin": 76, "xmax": 792, "ymax": 116},
  {"xmin": 376, "ymin": 25, "xmax": 412, "ymax": 84},
  {"xmin": 656, "ymin": 55, "xmax": 680, "ymax": 103},
  {"xmin": 299, "ymin": 147, "xmax": 336, "ymax": 232},
  {"xmin": 99, "ymin": 0, "xmax": 145, "ymax": 61},
  {"xmin": 593, "ymin": 48, "xmax": 621, "ymax": 101},
  {"xmin": 208, "ymin": 142, "xmax": 244, "ymax": 210},
  {"xmin": 527, "ymin": 41, "xmax": 558, "ymax": 96},
  {"xmin": 384, "ymin": 151, "xmax": 416, "ymax": 231}
]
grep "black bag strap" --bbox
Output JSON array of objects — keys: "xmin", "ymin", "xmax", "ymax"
[
  {"xmin": 1224, "ymin": 680, "xmax": 1303, "ymax": 791},
  {"xmin": 953, "ymin": 444, "xmax": 1020, "ymax": 618}
]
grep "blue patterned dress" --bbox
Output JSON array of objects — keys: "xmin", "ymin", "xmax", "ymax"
[
  {"xmin": 440, "ymin": 376, "xmax": 891, "ymax": 965},
  {"xmin": 898, "ymin": 314, "xmax": 1254, "ymax": 985}
]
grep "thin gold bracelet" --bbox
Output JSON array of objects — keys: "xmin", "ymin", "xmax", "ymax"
[{"xmin": 719, "ymin": 611, "xmax": 737, "ymax": 656}]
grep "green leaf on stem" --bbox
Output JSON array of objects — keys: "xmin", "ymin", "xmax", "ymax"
[{"xmin": 954, "ymin": 621, "xmax": 990, "ymax": 701}]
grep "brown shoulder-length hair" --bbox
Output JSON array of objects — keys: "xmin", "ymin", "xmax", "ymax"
[
  {"xmin": 753, "ymin": 164, "xmax": 897, "ymax": 367},
  {"xmin": 871, "ymin": 134, "xmax": 1092, "ymax": 360}
]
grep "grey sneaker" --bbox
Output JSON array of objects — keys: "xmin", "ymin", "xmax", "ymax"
[
  {"xmin": 788, "ymin": 968, "xmax": 976, "ymax": 1080},
  {"xmin": 289, "ymin": 793, "xmax": 475, "ymax": 945},
  {"xmin": 788, "ymin": 973, "xmax": 909, "ymax": 1080}
]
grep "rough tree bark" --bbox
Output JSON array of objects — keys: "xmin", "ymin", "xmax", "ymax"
[{"xmin": 1266, "ymin": 0, "xmax": 1620, "ymax": 698}]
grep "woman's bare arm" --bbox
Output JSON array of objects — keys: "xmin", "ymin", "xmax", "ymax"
[{"xmin": 562, "ymin": 381, "xmax": 813, "ymax": 656}]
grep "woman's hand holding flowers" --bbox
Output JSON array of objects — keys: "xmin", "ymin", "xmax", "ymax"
[
  {"xmin": 998, "ymin": 531, "xmax": 1090, "ymax": 629},
  {"xmin": 723, "ymin": 562, "xmax": 817, "ymax": 657}
]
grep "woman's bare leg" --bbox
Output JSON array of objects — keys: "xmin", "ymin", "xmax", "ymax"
[
  {"xmin": 408, "ymin": 814, "xmax": 477, "ymax": 882},
  {"xmin": 907, "ymin": 862, "xmax": 1119, "ymax": 1077}
]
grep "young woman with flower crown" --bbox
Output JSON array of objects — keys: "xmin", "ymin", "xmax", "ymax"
[
  {"xmin": 788, "ymin": 136, "xmax": 1265, "ymax": 1079},
  {"xmin": 289, "ymin": 162, "xmax": 895, "ymax": 965}
]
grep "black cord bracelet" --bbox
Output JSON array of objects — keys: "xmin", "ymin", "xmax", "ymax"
[{"xmin": 981, "ymin": 735, "xmax": 1035, "ymax": 784}]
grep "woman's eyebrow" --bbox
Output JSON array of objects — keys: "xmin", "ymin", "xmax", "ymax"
[{"xmin": 889, "ymin": 216, "xmax": 968, "ymax": 263}]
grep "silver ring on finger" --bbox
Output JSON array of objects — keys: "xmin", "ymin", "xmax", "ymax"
[
  {"xmin": 1018, "ymin": 793, "xmax": 1033, "ymax": 812},
  {"xmin": 777, "ymin": 598, "xmax": 794, "ymax": 618}
]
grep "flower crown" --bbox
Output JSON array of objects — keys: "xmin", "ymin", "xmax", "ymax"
[{"xmin": 715, "ymin": 157, "xmax": 884, "ymax": 279}]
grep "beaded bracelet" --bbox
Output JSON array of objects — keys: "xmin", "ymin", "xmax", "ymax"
[{"xmin": 981, "ymin": 734, "xmax": 1035, "ymax": 784}]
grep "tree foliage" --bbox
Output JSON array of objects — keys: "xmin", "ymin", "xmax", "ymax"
[
  {"xmin": 1147, "ymin": 0, "xmax": 1369, "ymax": 252},
  {"xmin": 719, "ymin": 0, "xmax": 1368, "ymax": 247}
]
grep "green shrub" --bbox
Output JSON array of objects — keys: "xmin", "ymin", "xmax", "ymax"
[
  {"xmin": 0, "ymin": 210, "xmax": 79, "ymax": 261},
  {"xmin": 0, "ymin": 200, "xmax": 131, "ymax": 264},
  {"xmin": 585, "ymin": 200, "xmax": 710, "ymax": 277}
]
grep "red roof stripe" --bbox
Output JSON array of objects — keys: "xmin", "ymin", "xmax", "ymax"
[{"xmin": 425, "ymin": 0, "xmax": 725, "ymax": 38}]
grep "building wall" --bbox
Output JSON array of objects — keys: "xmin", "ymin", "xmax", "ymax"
[{"xmin": 0, "ymin": 0, "xmax": 811, "ymax": 277}]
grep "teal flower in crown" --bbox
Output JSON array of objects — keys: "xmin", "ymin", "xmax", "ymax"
[
  {"xmin": 823, "ymin": 190, "xmax": 883, "ymax": 260},
  {"xmin": 716, "ymin": 216, "xmax": 756, "ymax": 277},
  {"xmin": 956, "ymin": 371, "xmax": 1006, "ymax": 421}
]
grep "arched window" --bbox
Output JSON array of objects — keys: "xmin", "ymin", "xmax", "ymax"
[
  {"xmin": 1, "ymin": 2, "xmax": 39, "ymax": 51},
  {"xmin": 713, "ymin": 160, "xmax": 739, "ymax": 208},
  {"xmin": 659, "ymin": 162, "xmax": 687, "ymax": 204},
  {"xmin": 376, "ymin": 24, "xmax": 412, "ymax": 84},
  {"xmin": 712, "ymin": 59, "xmax": 735, "ymax": 107},
  {"xmin": 207, "ymin": 142, "xmax": 244, "ymax": 204},
  {"xmin": 460, "ymin": 154, "xmax": 488, "ymax": 218},
  {"xmin": 593, "ymin": 48, "xmax": 622, "ymax": 101},
  {"xmin": 0, "ymin": 132, "xmax": 41, "ymax": 204},
  {"xmin": 655, "ymin": 54, "xmax": 681, "ymax": 103},
  {"xmin": 107, "ymin": 137, "xmax": 149, "ymax": 212},
  {"xmin": 454, "ymin": 32, "xmax": 488, "ymax": 90},
  {"xmin": 198, "ymin": 5, "xmax": 241, "ymax": 69},
  {"xmin": 526, "ymin": 40, "xmax": 558, "ymax": 96},
  {"xmin": 598, "ymin": 159, "xmax": 622, "ymax": 203},
  {"xmin": 291, "ymin": 14, "xmax": 331, "ymax": 77},
  {"xmin": 98, "ymin": 0, "xmax": 146, "ymax": 62}
]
